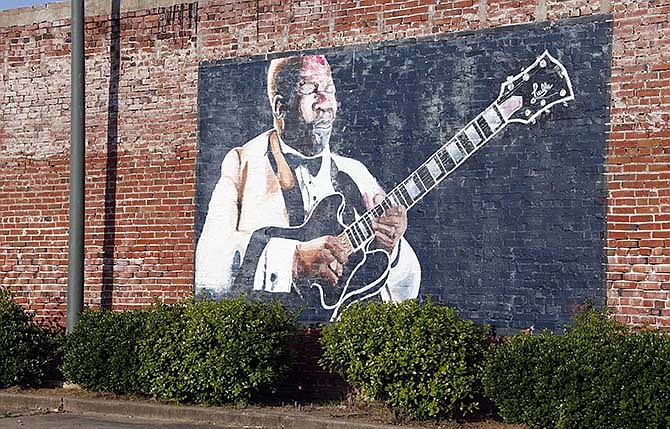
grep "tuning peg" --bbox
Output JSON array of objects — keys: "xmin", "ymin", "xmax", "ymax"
[
  {"xmin": 506, "ymin": 75, "xmax": 514, "ymax": 81},
  {"xmin": 562, "ymin": 102, "xmax": 568, "ymax": 107},
  {"xmin": 530, "ymin": 118, "xmax": 537, "ymax": 125},
  {"xmin": 544, "ymin": 109, "xmax": 551, "ymax": 115}
]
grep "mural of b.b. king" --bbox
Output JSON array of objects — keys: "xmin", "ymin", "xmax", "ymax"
[
  {"xmin": 196, "ymin": 17, "xmax": 611, "ymax": 330},
  {"xmin": 196, "ymin": 55, "xmax": 422, "ymax": 322}
]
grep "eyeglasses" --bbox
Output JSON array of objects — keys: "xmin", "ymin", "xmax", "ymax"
[{"xmin": 296, "ymin": 81, "xmax": 336, "ymax": 96}]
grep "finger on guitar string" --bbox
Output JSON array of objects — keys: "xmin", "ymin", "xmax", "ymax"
[
  {"xmin": 384, "ymin": 204, "xmax": 407, "ymax": 217},
  {"xmin": 372, "ymin": 219, "xmax": 397, "ymax": 237},
  {"xmin": 374, "ymin": 231, "xmax": 395, "ymax": 249}
]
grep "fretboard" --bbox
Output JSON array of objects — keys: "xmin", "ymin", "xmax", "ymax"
[{"xmin": 342, "ymin": 101, "xmax": 509, "ymax": 251}]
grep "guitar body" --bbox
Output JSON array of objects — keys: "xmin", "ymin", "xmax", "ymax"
[{"xmin": 263, "ymin": 193, "xmax": 391, "ymax": 321}]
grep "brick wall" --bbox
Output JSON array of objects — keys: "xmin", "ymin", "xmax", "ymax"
[
  {"xmin": 606, "ymin": 0, "xmax": 670, "ymax": 327},
  {"xmin": 0, "ymin": 0, "xmax": 668, "ymax": 329}
]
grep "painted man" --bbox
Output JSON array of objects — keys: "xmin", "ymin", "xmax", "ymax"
[{"xmin": 195, "ymin": 55, "xmax": 420, "ymax": 319}]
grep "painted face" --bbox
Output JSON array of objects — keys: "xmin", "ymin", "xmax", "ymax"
[
  {"xmin": 294, "ymin": 55, "xmax": 338, "ymax": 129},
  {"xmin": 279, "ymin": 55, "xmax": 338, "ymax": 156}
]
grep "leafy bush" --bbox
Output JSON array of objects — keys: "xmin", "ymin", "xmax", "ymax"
[
  {"xmin": 137, "ymin": 298, "xmax": 298, "ymax": 404},
  {"xmin": 62, "ymin": 308, "xmax": 145, "ymax": 394},
  {"xmin": 62, "ymin": 298, "xmax": 299, "ymax": 404},
  {"xmin": 319, "ymin": 299, "xmax": 490, "ymax": 419},
  {"xmin": 0, "ymin": 287, "xmax": 62, "ymax": 387},
  {"xmin": 483, "ymin": 309, "xmax": 670, "ymax": 429}
]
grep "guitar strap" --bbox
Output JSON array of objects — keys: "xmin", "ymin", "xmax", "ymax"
[{"xmin": 267, "ymin": 138, "xmax": 304, "ymax": 227}]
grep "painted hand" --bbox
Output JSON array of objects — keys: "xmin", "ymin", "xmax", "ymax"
[
  {"xmin": 372, "ymin": 194, "xmax": 407, "ymax": 253},
  {"xmin": 293, "ymin": 236, "xmax": 349, "ymax": 285}
]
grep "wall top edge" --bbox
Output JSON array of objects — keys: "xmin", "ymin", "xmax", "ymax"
[
  {"xmin": 200, "ymin": 13, "xmax": 613, "ymax": 69},
  {"xmin": 0, "ymin": 0, "xmax": 194, "ymax": 29}
]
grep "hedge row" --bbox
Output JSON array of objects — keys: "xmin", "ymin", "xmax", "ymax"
[
  {"xmin": 62, "ymin": 298, "xmax": 299, "ymax": 404},
  {"xmin": 319, "ymin": 299, "xmax": 490, "ymax": 420},
  {"xmin": 482, "ymin": 309, "xmax": 670, "ymax": 429},
  {"xmin": 0, "ymin": 287, "xmax": 62, "ymax": 388},
  {"xmin": 3, "ymin": 286, "xmax": 670, "ymax": 427}
]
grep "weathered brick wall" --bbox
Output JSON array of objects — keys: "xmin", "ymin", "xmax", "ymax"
[
  {"xmin": 0, "ymin": 0, "xmax": 668, "ymax": 329},
  {"xmin": 606, "ymin": 0, "xmax": 670, "ymax": 327}
]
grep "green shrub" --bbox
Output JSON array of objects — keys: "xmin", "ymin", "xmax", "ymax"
[
  {"xmin": 319, "ymin": 299, "xmax": 490, "ymax": 419},
  {"xmin": 482, "ymin": 309, "xmax": 670, "ymax": 429},
  {"xmin": 0, "ymin": 287, "xmax": 62, "ymax": 387},
  {"xmin": 62, "ymin": 298, "xmax": 298, "ymax": 404},
  {"xmin": 62, "ymin": 308, "xmax": 145, "ymax": 394},
  {"xmin": 137, "ymin": 297, "xmax": 299, "ymax": 404}
]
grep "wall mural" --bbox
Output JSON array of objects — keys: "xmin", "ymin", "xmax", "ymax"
[{"xmin": 196, "ymin": 17, "xmax": 612, "ymax": 333}]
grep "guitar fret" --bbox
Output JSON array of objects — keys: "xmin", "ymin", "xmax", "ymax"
[
  {"xmin": 454, "ymin": 137, "xmax": 468, "ymax": 155},
  {"xmin": 403, "ymin": 177, "xmax": 422, "ymax": 201},
  {"xmin": 397, "ymin": 186, "xmax": 412, "ymax": 206},
  {"xmin": 358, "ymin": 216, "xmax": 368, "ymax": 233},
  {"xmin": 483, "ymin": 105, "xmax": 503, "ymax": 131},
  {"xmin": 476, "ymin": 115, "xmax": 493, "ymax": 140},
  {"xmin": 413, "ymin": 173, "xmax": 428, "ymax": 193},
  {"xmin": 425, "ymin": 157, "xmax": 445, "ymax": 181},
  {"xmin": 418, "ymin": 165, "xmax": 436, "ymax": 189},
  {"xmin": 473, "ymin": 118, "xmax": 486, "ymax": 141},
  {"xmin": 438, "ymin": 148, "xmax": 456, "ymax": 171},
  {"xmin": 456, "ymin": 133, "xmax": 475, "ymax": 154},
  {"xmin": 356, "ymin": 221, "xmax": 370, "ymax": 240},
  {"xmin": 446, "ymin": 142, "xmax": 465, "ymax": 163},
  {"xmin": 350, "ymin": 223, "xmax": 363, "ymax": 244},
  {"xmin": 492, "ymin": 104, "xmax": 506, "ymax": 124},
  {"xmin": 464, "ymin": 124, "xmax": 482, "ymax": 147},
  {"xmin": 360, "ymin": 216, "xmax": 373, "ymax": 238},
  {"xmin": 345, "ymin": 229, "xmax": 356, "ymax": 248}
]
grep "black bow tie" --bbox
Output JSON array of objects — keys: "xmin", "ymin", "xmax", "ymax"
[{"xmin": 285, "ymin": 153, "xmax": 323, "ymax": 177}]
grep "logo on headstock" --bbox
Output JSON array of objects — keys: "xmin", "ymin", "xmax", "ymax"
[{"xmin": 496, "ymin": 51, "xmax": 574, "ymax": 125}]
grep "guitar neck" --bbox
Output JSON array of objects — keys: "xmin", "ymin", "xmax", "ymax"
[{"xmin": 342, "ymin": 100, "xmax": 512, "ymax": 252}]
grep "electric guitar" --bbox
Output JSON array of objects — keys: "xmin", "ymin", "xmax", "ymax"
[{"xmin": 260, "ymin": 51, "xmax": 575, "ymax": 321}]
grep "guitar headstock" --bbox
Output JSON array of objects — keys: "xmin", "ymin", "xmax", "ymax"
[{"xmin": 495, "ymin": 51, "xmax": 574, "ymax": 124}]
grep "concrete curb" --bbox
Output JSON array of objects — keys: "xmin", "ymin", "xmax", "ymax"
[{"xmin": 0, "ymin": 392, "xmax": 420, "ymax": 429}]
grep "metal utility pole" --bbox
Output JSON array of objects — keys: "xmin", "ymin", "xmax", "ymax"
[{"xmin": 67, "ymin": 0, "xmax": 85, "ymax": 334}]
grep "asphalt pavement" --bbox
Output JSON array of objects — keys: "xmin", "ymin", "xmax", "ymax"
[
  {"xmin": 0, "ymin": 391, "xmax": 420, "ymax": 429},
  {"xmin": 0, "ymin": 412, "xmax": 241, "ymax": 429}
]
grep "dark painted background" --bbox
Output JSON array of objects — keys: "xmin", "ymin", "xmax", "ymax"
[{"xmin": 197, "ymin": 16, "xmax": 612, "ymax": 334}]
